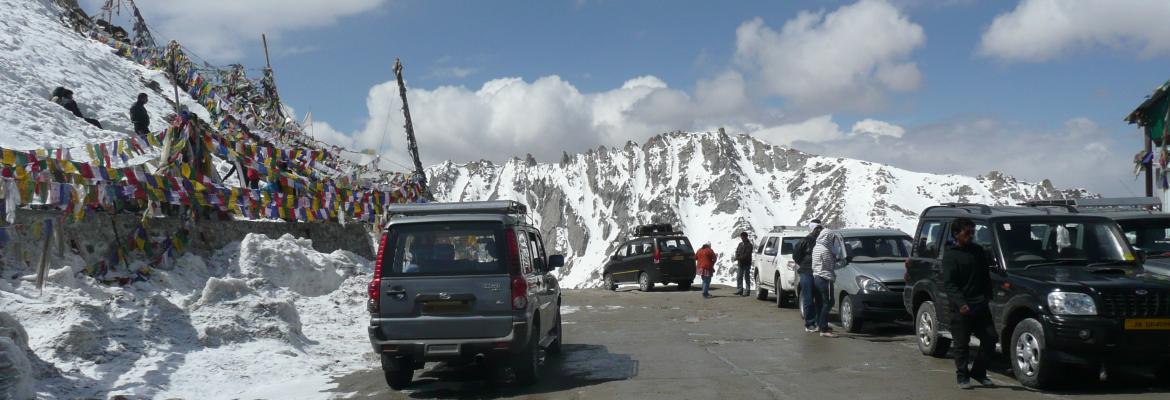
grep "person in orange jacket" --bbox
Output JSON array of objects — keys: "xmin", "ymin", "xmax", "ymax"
[{"xmin": 696, "ymin": 243, "xmax": 717, "ymax": 298}]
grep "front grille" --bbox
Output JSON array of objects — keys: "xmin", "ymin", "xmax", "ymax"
[
  {"xmin": 1098, "ymin": 290, "xmax": 1170, "ymax": 318},
  {"xmin": 884, "ymin": 281, "xmax": 906, "ymax": 292}
]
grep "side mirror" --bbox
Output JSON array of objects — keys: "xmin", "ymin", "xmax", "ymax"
[{"xmin": 548, "ymin": 255, "xmax": 565, "ymax": 269}]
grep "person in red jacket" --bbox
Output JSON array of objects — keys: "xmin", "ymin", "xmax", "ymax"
[{"xmin": 696, "ymin": 243, "xmax": 717, "ymax": 298}]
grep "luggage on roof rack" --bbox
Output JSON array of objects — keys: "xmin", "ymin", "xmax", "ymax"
[{"xmin": 634, "ymin": 223, "xmax": 679, "ymax": 236}]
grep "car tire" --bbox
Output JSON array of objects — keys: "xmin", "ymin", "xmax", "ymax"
[
  {"xmin": 638, "ymin": 272, "xmax": 653, "ymax": 292},
  {"xmin": 798, "ymin": 287, "xmax": 807, "ymax": 320},
  {"xmin": 548, "ymin": 307, "xmax": 563, "ymax": 355},
  {"xmin": 677, "ymin": 281, "xmax": 692, "ymax": 291},
  {"xmin": 840, "ymin": 294, "xmax": 863, "ymax": 333},
  {"xmin": 1012, "ymin": 317, "xmax": 1059, "ymax": 389},
  {"xmin": 381, "ymin": 355, "xmax": 413, "ymax": 390},
  {"xmin": 603, "ymin": 273, "xmax": 616, "ymax": 291},
  {"xmin": 775, "ymin": 276, "xmax": 785, "ymax": 308},
  {"xmin": 513, "ymin": 323, "xmax": 543, "ymax": 385},
  {"xmin": 915, "ymin": 301, "xmax": 950, "ymax": 357}
]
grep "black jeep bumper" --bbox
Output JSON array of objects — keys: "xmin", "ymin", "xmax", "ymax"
[
  {"xmin": 850, "ymin": 291, "xmax": 910, "ymax": 321},
  {"xmin": 1042, "ymin": 315, "xmax": 1170, "ymax": 367}
]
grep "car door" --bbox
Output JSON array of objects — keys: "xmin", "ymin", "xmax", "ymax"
[
  {"xmin": 526, "ymin": 229, "xmax": 555, "ymax": 330},
  {"xmin": 906, "ymin": 220, "xmax": 946, "ymax": 318},
  {"xmin": 760, "ymin": 236, "xmax": 780, "ymax": 288},
  {"xmin": 779, "ymin": 236, "xmax": 801, "ymax": 291},
  {"xmin": 629, "ymin": 238, "xmax": 653, "ymax": 280}
]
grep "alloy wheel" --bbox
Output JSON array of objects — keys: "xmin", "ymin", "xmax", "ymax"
[{"xmin": 1015, "ymin": 332, "xmax": 1041, "ymax": 377}]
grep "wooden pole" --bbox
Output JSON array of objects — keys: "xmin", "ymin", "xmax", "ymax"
[
  {"xmin": 35, "ymin": 219, "xmax": 52, "ymax": 291},
  {"xmin": 1146, "ymin": 129, "xmax": 1153, "ymax": 197},
  {"xmin": 262, "ymin": 33, "xmax": 272, "ymax": 71},
  {"xmin": 393, "ymin": 58, "xmax": 431, "ymax": 200}
]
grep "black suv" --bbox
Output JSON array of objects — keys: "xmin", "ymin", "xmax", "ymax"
[
  {"xmin": 602, "ymin": 224, "xmax": 696, "ymax": 291},
  {"xmin": 904, "ymin": 203, "xmax": 1170, "ymax": 389}
]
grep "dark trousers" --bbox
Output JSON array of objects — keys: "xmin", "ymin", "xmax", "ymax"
[
  {"xmin": 814, "ymin": 277, "xmax": 834, "ymax": 331},
  {"xmin": 798, "ymin": 272, "xmax": 816, "ymax": 328},
  {"xmin": 735, "ymin": 262, "xmax": 751, "ymax": 292},
  {"xmin": 951, "ymin": 304, "xmax": 997, "ymax": 381}
]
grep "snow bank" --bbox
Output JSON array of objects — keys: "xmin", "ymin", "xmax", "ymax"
[{"xmin": 0, "ymin": 233, "xmax": 376, "ymax": 399}]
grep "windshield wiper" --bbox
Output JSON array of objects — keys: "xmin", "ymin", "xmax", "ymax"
[
  {"xmin": 1085, "ymin": 261, "xmax": 1132, "ymax": 268},
  {"xmin": 1021, "ymin": 260, "xmax": 1085, "ymax": 270}
]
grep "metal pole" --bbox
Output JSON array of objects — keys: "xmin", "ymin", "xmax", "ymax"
[
  {"xmin": 393, "ymin": 58, "xmax": 431, "ymax": 200},
  {"xmin": 1146, "ymin": 130, "xmax": 1153, "ymax": 197}
]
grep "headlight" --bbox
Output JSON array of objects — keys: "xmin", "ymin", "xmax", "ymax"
[
  {"xmin": 1047, "ymin": 292, "xmax": 1097, "ymax": 315},
  {"xmin": 856, "ymin": 276, "xmax": 888, "ymax": 293}
]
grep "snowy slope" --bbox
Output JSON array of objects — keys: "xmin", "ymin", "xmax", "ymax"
[
  {"xmin": 0, "ymin": 233, "xmax": 376, "ymax": 399},
  {"xmin": 428, "ymin": 131, "xmax": 1090, "ymax": 288},
  {"xmin": 0, "ymin": 0, "xmax": 206, "ymax": 156}
]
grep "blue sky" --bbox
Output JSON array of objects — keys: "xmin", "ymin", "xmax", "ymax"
[{"xmin": 109, "ymin": 0, "xmax": 1170, "ymax": 195}]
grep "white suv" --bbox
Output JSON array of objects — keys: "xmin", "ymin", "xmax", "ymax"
[{"xmin": 752, "ymin": 226, "xmax": 809, "ymax": 307}]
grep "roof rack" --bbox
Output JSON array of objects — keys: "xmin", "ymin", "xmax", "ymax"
[
  {"xmin": 929, "ymin": 203, "xmax": 993, "ymax": 215},
  {"xmin": 634, "ymin": 223, "xmax": 681, "ymax": 237},
  {"xmin": 1022, "ymin": 197, "xmax": 1161, "ymax": 211},
  {"xmin": 768, "ymin": 225, "xmax": 808, "ymax": 233},
  {"xmin": 386, "ymin": 200, "xmax": 528, "ymax": 217}
]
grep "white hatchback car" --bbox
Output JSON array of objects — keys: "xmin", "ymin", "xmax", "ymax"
[{"xmin": 752, "ymin": 226, "xmax": 809, "ymax": 307}]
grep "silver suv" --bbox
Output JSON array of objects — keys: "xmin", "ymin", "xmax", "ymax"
[{"xmin": 367, "ymin": 201, "xmax": 564, "ymax": 389}]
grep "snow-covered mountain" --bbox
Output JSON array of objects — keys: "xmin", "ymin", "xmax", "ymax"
[{"xmin": 428, "ymin": 130, "xmax": 1089, "ymax": 288}]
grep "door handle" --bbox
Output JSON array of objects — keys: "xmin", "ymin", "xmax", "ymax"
[{"xmin": 385, "ymin": 288, "xmax": 407, "ymax": 300}]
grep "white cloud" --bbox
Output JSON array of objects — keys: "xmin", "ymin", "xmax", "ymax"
[
  {"xmin": 751, "ymin": 115, "xmax": 846, "ymax": 146},
  {"xmin": 99, "ymin": 0, "xmax": 385, "ymax": 62},
  {"xmin": 793, "ymin": 116, "xmax": 1132, "ymax": 195},
  {"xmin": 732, "ymin": 0, "xmax": 925, "ymax": 113},
  {"xmin": 850, "ymin": 118, "xmax": 905, "ymax": 139},
  {"xmin": 314, "ymin": 71, "xmax": 777, "ymax": 167},
  {"xmin": 427, "ymin": 66, "xmax": 478, "ymax": 80},
  {"xmin": 979, "ymin": 0, "xmax": 1170, "ymax": 62}
]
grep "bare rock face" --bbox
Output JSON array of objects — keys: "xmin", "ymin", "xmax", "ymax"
[{"xmin": 427, "ymin": 131, "xmax": 1088, "ymax": 288}]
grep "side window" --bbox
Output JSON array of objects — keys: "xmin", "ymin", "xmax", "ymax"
[
  {"xmin": 973, "ymin": 223, "xmax": 993, "ymax": 251},
  {"xmin": 516, "ymin": 230, "xmax": 534, "ymax": 274},
  {"xmin": 763, "ymin": 237, "xmax": 779, "ymax": 256},
  {"xmin": 756, "ymin": 238, "xmax": 766, "ymax": 254},
  {"xmin": 641, "ymin": 240, "xmax": 654, "ymax": 255},
  {"xmin": 527, "ymin": 231, "xmax": 547, "ymax": 270},
  {"xmin": 915, "ymin": 221, "xmax": 945, "ymax": 259},
  {"xmin": 616, "ymin": 244, "xmax": 627, "ymax": 257},
  {"xmin": 781, "ymin": 238, "xmax": 800, "ymax": 255}
]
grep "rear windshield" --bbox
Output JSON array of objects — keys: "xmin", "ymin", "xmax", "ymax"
[
  {"xmin": 382, "ymin": 222, "xmax": 506, "ymax": 276},
  {"xmin": 657, "ymin": 237, "xmax": 693, "ymax": 254}
]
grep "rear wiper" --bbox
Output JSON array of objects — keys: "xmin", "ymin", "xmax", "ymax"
[{"xmin": 1022, "ymin": 260, "xmax": 1085, "ymax": 270}]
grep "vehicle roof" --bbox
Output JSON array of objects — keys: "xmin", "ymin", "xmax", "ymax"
[
  {"xmin": 1079, "ymin": 210, "xmax": 1170, "ymax": 221},
  {"xmin": 832, "ymin": 228, "xmax": 908, "ymax": 237},
  {"xmin": 622, "ymin": 235, "xmax": 690, "ymax": 243},
  {"xmin": 921, "ymin": 204, "xmax": 1119, "ymax": 221},
  {"xmin": 763, "ymin": 228, "xmax": 810, "ymax": 237},
  {"xmin": 386, "ymin": 214, "xmax": 527, "ymax": 227}
]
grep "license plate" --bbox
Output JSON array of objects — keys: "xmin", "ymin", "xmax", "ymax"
[
  {"xmin": 1124, "ymin": 318, "xmax": 1170, "ymax": 330},
  {"xmin": 672, "ymin": 256, "xmax": 685, "ymax": 261},
  {"xmin": 421, "ymin": 300, "xmax": 468, "ymax": 314}
]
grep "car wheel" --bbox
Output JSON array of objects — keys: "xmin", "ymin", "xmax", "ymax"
[
  {"xmin": 548, "ymin": 307, "xmax": 563, "ymax": 355},
  {"xmin": 1012, "ymin": 317, "xmax": 1059, "ymax": 389},
  {"xmin": 915, "ymin": 301, "xmax": 950, "ymax": 357},
  {"xmin": 677, "ymin": 281, "xmax": 692, "ymax": 291},
  {"xmin": 381, "ymin": 355, "xmax": 413, "ymax": 390},
  {"xmin": 513, "ymin": 322, "xmax": 544, "ymax": 385},
  {"xmin": 775, "ymin": 276, "xmax": 785, "ymax": 308},
  {"xmin": 638, "ymin": 272, "xmax": 653, "ymax": 292},
  {"xmin": 603, "ymin": 273, "xmax": 616, "ymax": 291},
  {"xmin": 840, "ymin": 294, "xmax": 863, "ymax": 333}
]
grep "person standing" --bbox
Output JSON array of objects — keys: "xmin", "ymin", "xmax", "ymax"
[
  {"xmin": 696, "ymin": 243, "xmax": 717, "ymax": 299},
  {"xmin": 130, "ymin": 93, "xmax": 150, "ymax": 140},
  {"xmin": 793, "ymin": 220, "xmax": 823, "ymax": 333},
  {"xmin": 734, "ymin": 232, "xmax": 753, "ymax": 296},
  {"xmin": 811, "ymin": 227, "xmax": 839, "ymax": 337},
  {"xmin": 941, "ymin": 218, "xmax": 996, "ymax": 389}
]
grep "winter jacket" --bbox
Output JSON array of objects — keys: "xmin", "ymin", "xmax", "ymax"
[
  {"xmin": 130, "ymin": 101, "xmax": 150, "ymax": 134},
  {"xmin": 696, "ymin": 247, "xmax": 717, "ymax": 277},
  {"xmin": 735, "ymin": 240, "xmax": 753, "ymax": 266},
  {"xmin": 940, "ymin": 242, "xmax": 992, "ymax": 310},
  {"xmin": 794, "ymin": 230, "xmax": 820, "ymax": 273},
  {"xmin": 811, "ymin": 230, "xmax": 838, "ymax": 281}
]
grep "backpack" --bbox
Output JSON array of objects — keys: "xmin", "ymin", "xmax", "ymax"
[{"xmin": 792, "ymin": 238, "xmax": 811, "ymax": 266}]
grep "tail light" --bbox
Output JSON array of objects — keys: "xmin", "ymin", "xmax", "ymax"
[
  {"xmin": 368, "ymin": 232, "xmax": 388, "ymax": 313},
  {"xmin": 653, "ymin": 246, "xmax": 661, "ymax": 264},
  {"xmin": 506, "ymin": 229, "xmax": 528, "ymax": 309}
]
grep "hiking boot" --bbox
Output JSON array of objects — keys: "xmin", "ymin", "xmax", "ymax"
[{"xmin": 958, "ymin": 378, "xmax": 972, "ymax": 390}]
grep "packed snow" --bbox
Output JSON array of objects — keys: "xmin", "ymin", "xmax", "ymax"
[{"xmin": 0, "ymin": 233, "xmax": 377, "ymax": 399}]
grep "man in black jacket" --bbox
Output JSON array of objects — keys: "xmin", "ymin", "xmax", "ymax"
[
  {"xmin": 734, "ymin": 232, "xmax": 753, "ymax": 296},
  {"xmin": 940, "ymin": 217, "xmax": 996, "ymax": 389},
  {"xmin": 130, "ymin": 93, "xmax": 150, "ymax": 139}
]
